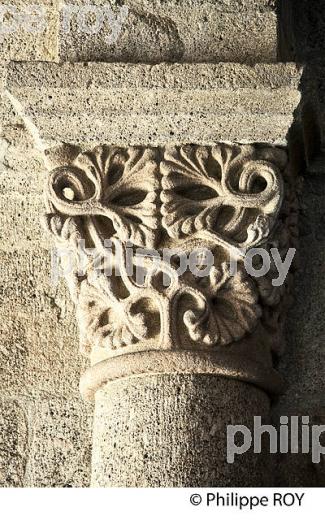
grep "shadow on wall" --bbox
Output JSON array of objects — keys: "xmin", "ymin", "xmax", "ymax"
[
  {"xmin": 279, "ymin": 0, "xmax": 325, "ymax": 173},
  {"xmin": 271, "ymin": 0, "xmax": 325, "ymax": 486}
]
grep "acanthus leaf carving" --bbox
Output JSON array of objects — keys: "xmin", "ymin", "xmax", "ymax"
[
  {"xmin": 161, "ymin": 144, "xmax": 285, "ymax": 255},
  {"xmin": 43, "ymin": 142, "xmax": 296, "ymax": 384},
  {"xmin": 44, "ymin": 145, "xmax": 160, "ymax": 250}
]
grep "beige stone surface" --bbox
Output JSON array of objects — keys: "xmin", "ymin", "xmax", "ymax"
[
  {"xmin": 0, "ymin": 122, "xmax": 93, "ymax": 486},
  {"xmin": 59, "ymin": 0, "xmax": 278, "ymax": 63},
  {"xmin": 92, "ymin": 375, "xmax": 271, "ymax": 487},
  {"xmin": 0, "ymin": 396, "xmax": 92, "ymax": 487},
  {"xmin": 0, "ymin": 1, "xmax": 59, "ymax": 61},
  {"xmin": 4, "ymin": 62, "xmax": 302, "ymax": 147},
  {"xmin": 0, "ymin": 0, "xmax": 278, "ymax": 64},
  {"xmin": 24, "ymin": 397, "xmax": 92, "ymax": 487},
  {"xmin": 1, "ymin": 0, "xmax": 322, "ymax": 488},
  {"xmin": 0, "ymin": 399, "xmax": 28, "ymax": 487},
  {"xmin": 0, "ymin": 51, "xmax": 304, "ymax": 486}
]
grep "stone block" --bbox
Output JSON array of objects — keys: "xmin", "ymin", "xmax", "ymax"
[
  {"xmin": 0, "ymin": 399, "xmax": 28, "ymax": 487},
  {"xmin": 277, "ymin": 175, "xmax": 325, "ymax": 404},
  {"xmin": 0, "ymin": 194, "xmax": 47, "ymax": 250},
  {"xmin": 58, "ymin": 0, "xmax": 278, "ymax": 63},
  {"xmin": 0, "ymin": 0, "xmax": 279, "ymax": 64},
  {"xmin": 0, "ymin": 1, "xmax": 59, "ymax": 61},
  {"xmin": 0, "ymin": 120, "xmax": 87, "ymax": 399},
  {"xmin": 273, "ymin": 175, "xmax": 325, "ymax": 485},
  {"xmin": 0, "ymin": 397, "xmax": 92, "ymax": 487},
  {"xmin": 0, "ymin": 248, "xmax": 87, "ymax": 398},
  {"xmin": 4, "ymin": 62, "xmax": 302, "ymax": 147},
  {"xmin": 25, "ymin": 397, "xmax": 92, "ymax": 487}
]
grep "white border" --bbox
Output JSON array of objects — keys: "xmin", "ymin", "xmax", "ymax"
[{"xmin": 0, "ymin": 488, "xmax": 323, "ymax": 520}]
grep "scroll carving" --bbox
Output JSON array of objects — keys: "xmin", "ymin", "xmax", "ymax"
[
  {"xmin": 161, "ymin": 145, "xmax": 284, "ymax": 254},
  {"xmin": 43, "ymin": 142, "xmax": 297, "ymax": 394}
]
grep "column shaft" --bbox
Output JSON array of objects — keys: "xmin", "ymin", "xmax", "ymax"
[{"xmin": 91, "ymin": 375, "xmax": 271, "ymax": 487}]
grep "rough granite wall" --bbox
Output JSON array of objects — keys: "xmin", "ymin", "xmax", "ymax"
[{"xmin": 1, "ymin": 0, "xmax": 325, "ymax": 487}]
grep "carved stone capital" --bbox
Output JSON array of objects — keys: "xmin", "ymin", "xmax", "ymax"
[{"xmin": 42, "ymin": 142, "xmax": 298, "ymax": 400}]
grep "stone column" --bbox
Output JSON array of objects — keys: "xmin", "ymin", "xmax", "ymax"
[
  {"xmin": 48, "ymin": 141, "xmax": 290, "ymax": 487},
  {"xmin": 4, "ymin": 61, "xmax": 302, "ymax": 486},
  {"xmin": 91, "ymin": 376, "xmax": 271, "ymax": 487}
]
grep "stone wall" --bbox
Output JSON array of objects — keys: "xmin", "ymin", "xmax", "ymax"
[{"xmin": 0, "ymin": 118, "xmax": 93, "ymax": 486}]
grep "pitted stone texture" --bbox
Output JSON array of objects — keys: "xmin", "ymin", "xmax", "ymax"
[
  {"xmin": 4, "ymin": 62, "xmax": 302, "ymax": 147},
  {"xmin": 273, "ymin": 175, "xmax": 325, "ymax": 486},
  {"xmin": 0, "ymin": 126, "xmax": 53, "ymax": 250},
  {"xmin": 25, "ymin": 398, "xmax": 93, "ymax": 487},
  {"xmin": 272, "ymin": 410, "xmax": 325, "ymax": 487},
  {"xmin": 0, "ymin": 64, "xmax": 6, "ymax": 92},
  {"xmin": 59, "ymin": 0, "xmax": 278, "ymax": 63},
  {"xmin": 0, "ymin": 129, "xmax": 84, "ymax": 397},
  {"xmin": 278, "ymin": 176, "xmax": 325, "ymax": 408},
  {"xmin": 0, "ymin": 65, "xmax": 16, "ymax": 133},
  {"xmin": 92, "ymin": 374, "xmax": 271, "ymax": 487},
  {"xmin": 0, "ymin": 0, "xmax": 278, "ymax": 64},
  {"xmin": 0, "ymin": 123, "xmax": 93, "ymax": 487},
  {"xmin": 0, "ymin": 397, "xmax": 93, "ymax": 487},
  {"xmin": 0, "ymin": 198, "xmax": 48, "ymax": 250},
  {"xmin": 0, "ymin": 247, "xmax": 91, "ymax": 398},
  {"xmin": 0, "ymin": 1, "xmax": 59, "ymax": 61},
  {"xmin": 0, "ymin": 399, "xmax": 28, "ymax": 487}
]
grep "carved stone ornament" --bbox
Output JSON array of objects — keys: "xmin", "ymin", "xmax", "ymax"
[{"xmin": 42, "ymin": 143, "xmax": 298, "ymax": 400}]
